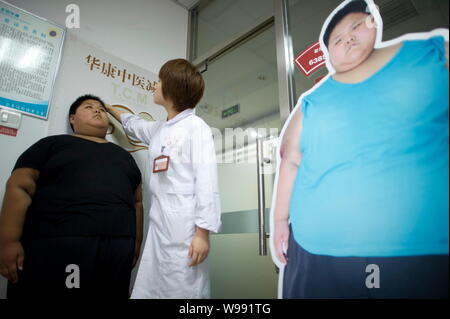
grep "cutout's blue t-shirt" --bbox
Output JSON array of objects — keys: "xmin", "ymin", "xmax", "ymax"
[{"xmin": 290, "ymin": 36, "xmax": 449, "ymax": 257}]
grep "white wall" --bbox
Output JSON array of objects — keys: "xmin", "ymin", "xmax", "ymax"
[{"xmin": 0, "ymin": 0, "xmax": 188, "ymax": 299}]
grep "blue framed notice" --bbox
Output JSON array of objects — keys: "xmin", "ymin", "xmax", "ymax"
[{"xmin": 0, "ymin": 1, "xmax": 65, "ymax": 119}]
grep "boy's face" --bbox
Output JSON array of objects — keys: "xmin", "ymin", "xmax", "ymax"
[
  {"xmin": 328, "ymin": 12, "xmax": 377, "ymax": 73},
  {"xmin": 70, "ymin": 99, "xmax": 109, "ymax": 133}
]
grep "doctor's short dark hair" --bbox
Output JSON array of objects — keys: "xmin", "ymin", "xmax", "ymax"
[
  {"xmin": 159, "ymin": 59, "xmax": 205, "ymax": 112},
  {"xmin": 68, "ymin": 94, "xmax": 106, "ymax": 132},
  {"xmin": 323, "ymin": 0, "xmax": 370, "ymax": 48}
]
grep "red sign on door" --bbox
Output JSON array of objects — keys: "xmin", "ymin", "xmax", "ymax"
[{"xmin": 294, "ymin": 42, "xmax": 326, "ymax": 77}]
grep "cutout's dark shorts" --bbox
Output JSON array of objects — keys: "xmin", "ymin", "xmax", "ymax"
[{"xmin": 283, "ymin": 226, "xmax": 448, "ymax": 299}]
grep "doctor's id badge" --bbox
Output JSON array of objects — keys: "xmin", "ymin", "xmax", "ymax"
[{"xmin": 153, "ymin": 155, "xmax": 170, "ymax": 173}]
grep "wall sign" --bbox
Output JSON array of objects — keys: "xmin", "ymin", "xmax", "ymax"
[
  {"xmin": 294, "ymin": 41, "xmax": 326, "ymax": 77},
  {"xmin": 222, "ymin": 104, "xmax": 240, "ymax": 119},
  {"xmin": 0, "ymin": 1, "xmax": 65, "ymax": 119}
]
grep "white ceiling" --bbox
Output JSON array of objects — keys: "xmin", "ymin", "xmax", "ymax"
[
  {"xmin": 195, "ymin": 0, "xmax": 278, "ymax": 132},
  {"xmin": 171, "ymin": 0, "xmax": 200, "ymax": 10}
]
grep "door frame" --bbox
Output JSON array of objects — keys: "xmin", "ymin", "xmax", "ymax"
[{"xmin": 187, "ymin": 0, "xmax": 295, "ymax": 126}]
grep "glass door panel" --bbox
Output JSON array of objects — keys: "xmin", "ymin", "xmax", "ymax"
[{"xmin": 196, "ymin": 24, "xmax": 281, "ymax": 299}]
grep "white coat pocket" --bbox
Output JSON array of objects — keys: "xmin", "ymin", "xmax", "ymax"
[
  {"xmin": 166, "ymin": 188, "xmax": 195, "ymax": 214},
  {"xmin": 165, "ymin": 189, "xmax": 196, "ymax": 245}
]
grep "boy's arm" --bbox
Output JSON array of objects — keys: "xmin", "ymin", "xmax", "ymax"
[
  {"xmin": 0, "ymin": 168, "xmax": 39, "ymax": 283},
  {"xmin": 132, "ymin": 183, "xmax": 143, "ymax": 268}
]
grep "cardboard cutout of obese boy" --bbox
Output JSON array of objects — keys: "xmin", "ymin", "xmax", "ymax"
[{"xmin": 270, "ymin": 0, "xmax": 449, "ymax": 299}]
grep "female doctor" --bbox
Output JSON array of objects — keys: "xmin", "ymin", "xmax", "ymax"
[{"xmin": 107, "ymin": 59, "xmax": 221, "ymax": 299}]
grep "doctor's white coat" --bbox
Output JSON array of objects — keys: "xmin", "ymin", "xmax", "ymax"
[{"xmin": 121, "ymin": 109, "xmax": 221, "ymax": 299}]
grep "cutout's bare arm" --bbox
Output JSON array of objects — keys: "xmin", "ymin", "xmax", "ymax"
[
  {"xmin": 445, "ymin": 41, "xmax": 449, "ymax": 69},
  {"xmin": 273, "ymin": 108, "xmax": 303, "ymax": 264}
]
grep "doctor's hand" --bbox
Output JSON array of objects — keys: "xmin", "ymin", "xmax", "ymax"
[
  {"xmin": 105, "ymin": 103, "xmax": 127, "ymax": 123},
  {"xmin": 188, "ymin": 227, "xmax": 210, "ymax": 267},
  {"xmin": 274, "ymin": 219, "xmax": 290, "ymax": 265},
  {"xmin": 0, "ymin": 240, "xmax": 24, "ymax": 283}
]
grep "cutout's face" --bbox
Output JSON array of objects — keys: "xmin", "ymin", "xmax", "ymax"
[
  {"xmin": 70, "ymin": 99, "xmax": 109, "ymax": 133},
  {"xmin": 328, "ymin": 12, "xmax": 377, "ymax": 73}
]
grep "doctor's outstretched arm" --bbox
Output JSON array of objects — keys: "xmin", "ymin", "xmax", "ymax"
[
  {"xmin": 106, "ymin": 104, "xmax": 127, "ymax": 123},
  {"xmin": 106, "ymin": 104, "xmax": 156, "ymax": 146},
  {"xmin": 273, "ymin": 108, "xmax": 303, "ymax": 265}
]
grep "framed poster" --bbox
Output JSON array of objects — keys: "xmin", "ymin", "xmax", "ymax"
[{"xmin": 0, "ymin": 0, "xmax": 65, "ymax": 119}]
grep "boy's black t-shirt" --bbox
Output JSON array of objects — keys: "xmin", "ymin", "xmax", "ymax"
[{"xmin": 13, "ymin": 134, "xmax": 142, "ymax": 239}]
